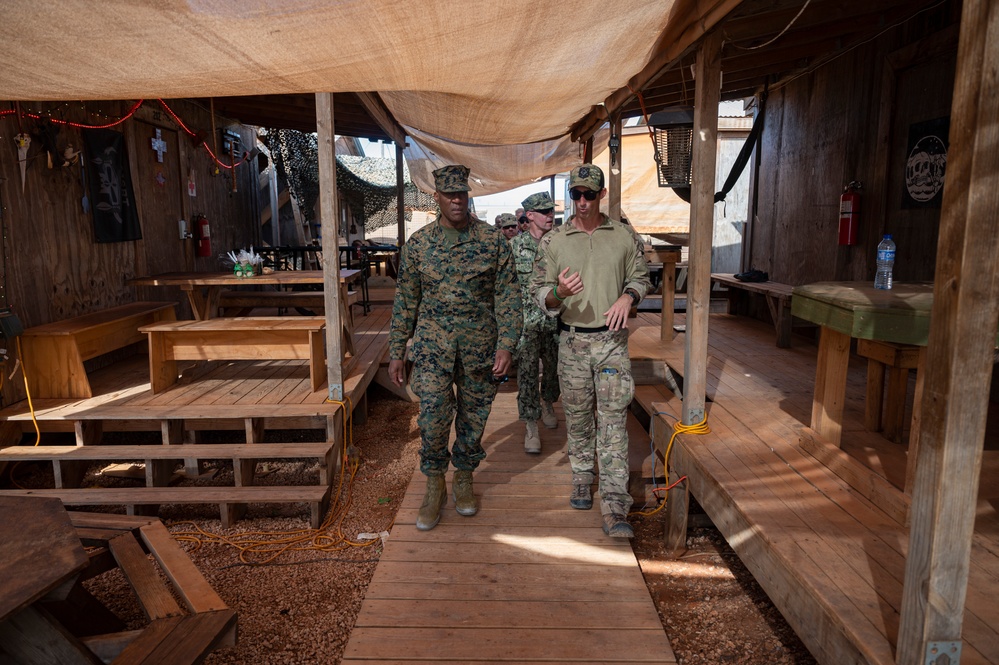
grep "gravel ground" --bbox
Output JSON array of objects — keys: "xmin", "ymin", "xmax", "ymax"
[{"xmin": 25, "ymin": 388, "xmax": 815, "ymax": 664}]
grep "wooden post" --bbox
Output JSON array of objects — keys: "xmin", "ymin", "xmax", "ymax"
[
  {"xmin": 896, "ymin": 1, "xmax": 999, "ymax": 662},
  {"xmin": 316, "ymin": 93, "xmax": 344, "ymax": 402},
  {"xmin": 396, "ymin": 142, "xmax": 406, "ymax": 246},
  {"xmin": 583, "ymin": 137, "xmax": 593, "ymax": 164},
  {"xmin": 268, "ymin": 159, "xmax": 281, "ymax": 248},
  {"xmin": 682, "ymin": 30, "xmax": 722, "ymax": 426},
  {"xmin": 608, "ymin": 114, "xmax": 622, "ymax": 220}
]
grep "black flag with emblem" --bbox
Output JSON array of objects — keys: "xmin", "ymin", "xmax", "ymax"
[{"xmin": 82, "ymin": 128, "xmax": 142, "ymax": 242}]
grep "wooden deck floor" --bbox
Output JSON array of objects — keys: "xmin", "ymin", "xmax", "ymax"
[
  {"xmin": 342, "ymin": 390, "xmax": 676, "ymax": 664},
  {"xmin": 625, "ymin": 310, "xmax": 999, "ymax": 665},
  {"xmin": 0, "ymin": 303, "xmax": 392, "ymax": 437}
]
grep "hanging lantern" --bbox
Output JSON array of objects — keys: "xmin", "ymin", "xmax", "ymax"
[{"xmin": 649, "ymin": 106, "xmax": 695, "ymax": 202}]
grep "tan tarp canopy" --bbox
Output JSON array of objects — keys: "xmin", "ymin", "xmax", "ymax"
[{"xmin": 1, "ymin": 0, "xmax": 683, "ymax": 194}]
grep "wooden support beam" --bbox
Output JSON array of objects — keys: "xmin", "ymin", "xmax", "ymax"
[
  {"xmin": 897, "ymin": 0, "xmax": 999, "ymax": 662},
  {"xmin": 268, "ymin": 165, "xmax": 281, "ymax": 246},
  {"xmin": 355, "ymin": 92, "xmax": 407, "ymax": 146},
  {"xmin": 682, "ymin": 30, "xmax": 722, "ymax": 426},
  {"xmin": 396, "ymin": 142, "xmax": 406, "ymax": 247},
  {"xmin": 316, "ymin": 92, "xmax": 345, "ymax": 402}
]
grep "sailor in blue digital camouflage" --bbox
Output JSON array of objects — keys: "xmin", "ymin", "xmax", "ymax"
[
  {"xmin": 388, "ymin": 164, "xmax": 522, "ymax": 531},
  {"xmin": 511, "ymin": 191, "xmax": 560, "ymax": 453},
  {"xmin": 530, "ymin": 164, "xmax": 651, "ymax": 539}
]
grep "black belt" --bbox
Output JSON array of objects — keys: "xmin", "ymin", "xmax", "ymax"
[{"xmin": 558, "ymin": 322, "xmax": 609, "ymax": 333}]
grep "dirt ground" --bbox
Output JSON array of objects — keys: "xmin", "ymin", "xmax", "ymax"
[{"xmin": 47, "ymin": 389, "xmax": 817, "ymax": 664}]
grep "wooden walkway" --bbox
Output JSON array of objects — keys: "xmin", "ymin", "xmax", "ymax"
[
  {"xmin": 625, "ymin": 311, "xmax": 999, "ymax": 665},
  {"xmin": 343, "ymin": 390, "xmax": 676, "ymax": 664}
]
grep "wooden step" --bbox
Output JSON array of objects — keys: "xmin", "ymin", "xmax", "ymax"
[
  {"xmin": 0, "ymin": 443, "xmax": 335, "ymax": 462},
  {"xmin": 0, "ymin": 486, "xmax": 331, "ymax": 528}
]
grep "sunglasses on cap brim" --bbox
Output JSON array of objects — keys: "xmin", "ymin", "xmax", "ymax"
[{"xmin": 569, "ymin": 189, "xmax": 599, "ymax": 201}]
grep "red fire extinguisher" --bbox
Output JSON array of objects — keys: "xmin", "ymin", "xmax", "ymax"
[
  {"xmin": 838, "ymin": 181, "xmax": 862, "ymax": 246},
  {"xmin": 195, "ymin": 214, "xmax": 212, "ymax": 258}
]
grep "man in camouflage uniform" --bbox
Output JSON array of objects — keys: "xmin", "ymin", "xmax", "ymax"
[
  {"xmin": 531, "ymin": 164, "xmax": 651, "ymax": 539},
  {"xmin": 511, "ymin": 192, "xmax": 560, "ymax": 453},
  {"xmin": 388, "ymin": 165, "xmax": 521, "ymax": 531},
  {"xmin": 498, "ymin": 213, "xmax": 519, "ymax": 241}
]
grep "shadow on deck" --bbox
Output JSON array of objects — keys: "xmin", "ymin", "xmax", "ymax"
[
  {"xmin": 626, "ymin": 310, "xmax": 999, "ymax": 665},
  {"xmin": 342, "ymin": 390, "xmax": 677, "ymax": 664}
]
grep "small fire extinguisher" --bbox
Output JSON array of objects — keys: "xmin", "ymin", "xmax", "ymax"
[
  {"xmin": 838, "ymin": 181, "xmax": 862, "ymax": 246},
  {"xmin": 194, "ymin": 214, "xmax": 212, "ymax": 258}
]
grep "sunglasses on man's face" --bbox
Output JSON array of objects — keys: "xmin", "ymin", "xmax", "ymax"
[
  {"xmin": 569, "ymin": 189, "xmax": 599, "ymax": 201},
  {"xmin": 532, "ymin": 208, "xmax": 554, "ymax": 216}
]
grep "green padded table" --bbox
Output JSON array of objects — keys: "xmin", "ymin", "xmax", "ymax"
[{"xmin": 791, "ymin": 281, "xmax": 934, "ymax": 447}]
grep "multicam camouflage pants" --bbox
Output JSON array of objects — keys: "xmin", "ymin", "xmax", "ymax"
[
  {"xmin": 557, "ymin": 328, "xmax": 634, "ymax": 516},
  {"xmin": 411, "ymin": 350, "xmax": 498, "ymax": 477},
  {"xmin": 516, "ymin": 327, "xmax": 560, "ymax": 421}
]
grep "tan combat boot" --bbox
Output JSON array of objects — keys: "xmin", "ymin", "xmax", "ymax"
[
  {"xmin": 524, "ymin": 420, "xmax": 541, "ymax": 454},
  {"xmin": 416, "ymin": 475, "xmax": 446, "ymax": 530},
  {"xmin": 541, "ymin": 401, "xmax": 558, "ymax": 429},
  {"xmin": 452, "ymin": 469, "xmax": 478, "ymax": 516}
]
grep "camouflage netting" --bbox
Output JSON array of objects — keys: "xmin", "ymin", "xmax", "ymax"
[
  {"xmin": 263, "ymin": 129, "xmax": 320, "ymax": 228},
  {"xmin": 336, "ymin": 156, "xmax": 437, "ymax": 233},
  {"xmin": 263, "ymin": 129, "xmax": 436, "ymax": 233}
]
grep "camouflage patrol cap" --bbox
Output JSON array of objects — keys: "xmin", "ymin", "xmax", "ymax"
[
  {"xmin": 498, "ymin": 213, "xmax": 519, "ymax": 228},
  {"xmin": 568, "ymin": 163, "xmax": 604, "ymax": 191},
  {"xmin": 521, "ymin": 191, "xmax": 555, "ymax": 212},
  {"xmin": 432, "ymin": 164, "xmax": 471, "ymax": 193}
]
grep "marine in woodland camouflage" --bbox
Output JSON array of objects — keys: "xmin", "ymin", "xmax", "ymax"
[
  {"xmin": 521, "ymin": 191, "xmax": 554, "ymax": 212},
  {"xmin": 510, "ymin": 230, "xmax": 559, "ymax": 421},
  {"xmin": 432, "ymin": 164, "xmax": 471, "ymax": 193},
  {"xmin": 389, "ymin": 213, "xmax": 522, "ymax": 475}
]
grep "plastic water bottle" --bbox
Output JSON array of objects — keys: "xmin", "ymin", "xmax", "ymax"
[{"xmin": 874, "ymin": 234, "xmax": 895, "ymax": 290}]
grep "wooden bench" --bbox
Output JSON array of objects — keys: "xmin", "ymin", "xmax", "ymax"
[
  {"xmin": 0, "ymin": 443, "xmax": 336, "ymax": 527},
  {"xmin": 20, "ymin": 301, "xmax": 178, "ymax": 399},
  {"xmin": 139, "ymin": 317, "xmax": 326, "ymax": 394},
  {"xmin": 710, "ymin": 273, "xmax": 794, "ymax": 347}
]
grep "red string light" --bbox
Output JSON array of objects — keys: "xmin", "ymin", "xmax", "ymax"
[
  {"xmin": 7, "ymin": 99, "xmax": 249, "ymax": 169},
  {"xmin": 3, "ymin": 99, "xmax": 248, "ymax": 171},
  {"xmin": 157, "ymin": 99, "xmax": 248, "ymax": 170},
  {"xmin": 14, "ymin": 100, "xmax": 145, "ymax": 129}
]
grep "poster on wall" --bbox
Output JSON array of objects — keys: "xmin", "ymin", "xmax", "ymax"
[
  {"xmin": 82, "ymin": 128, "xmax": 142, "ymax": 242},
  {"xmin": 902, "ymin": 116, "xmax": 949, "ymax": 209}
]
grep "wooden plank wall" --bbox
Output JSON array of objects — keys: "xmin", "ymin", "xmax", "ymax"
[
  {"xmin": 751, "ymin": 2, "xmax": 961, "ymax": 286},
  {"xmin": 0, "ymin": 100, "xmax": 260, "ymax": 405}
]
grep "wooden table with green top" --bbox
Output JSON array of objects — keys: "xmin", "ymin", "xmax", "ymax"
[{"xmin": 791, "ymin": 281, "xmax": 934, "ymax": 448}]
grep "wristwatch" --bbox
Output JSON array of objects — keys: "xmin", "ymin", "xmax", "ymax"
[{"xmin": 625, "ymin": 289, "xmax": 640, "ymax": 306}]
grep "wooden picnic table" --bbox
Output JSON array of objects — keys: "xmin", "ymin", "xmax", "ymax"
[
  {"xmin": 0, "ymin": 496, "xmax": 88, "ymax": 624},
  {"xmin": 128, "ymin": 270, "xmax": 362, "ymax": 320},
  {"xmin": 791, "ymin": 281, "xmax": 935, "ymax": 450}
]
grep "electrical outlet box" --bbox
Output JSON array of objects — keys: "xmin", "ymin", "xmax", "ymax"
[{"xmin": 0, "ymin": 309, "xmax": 24, "ymax": 339}]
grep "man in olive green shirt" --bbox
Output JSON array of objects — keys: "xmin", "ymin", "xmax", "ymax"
[{"xmin": 530, "ymin": 164, "xmax": 650, "ymax": 539}]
